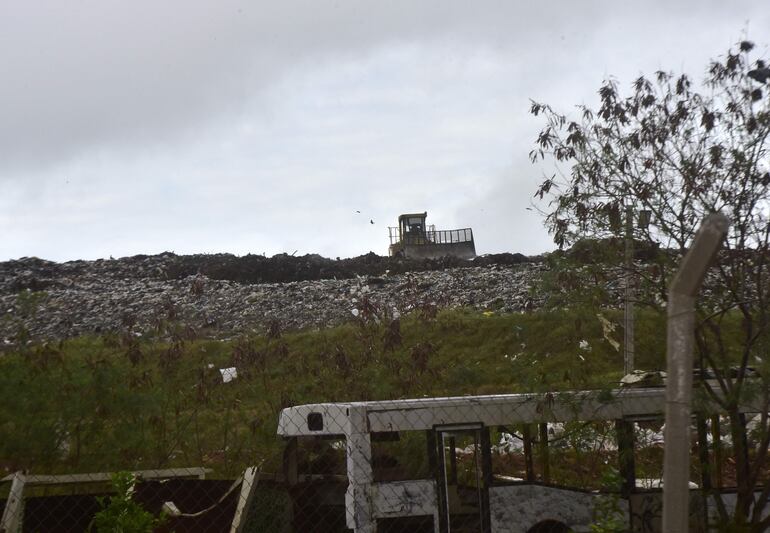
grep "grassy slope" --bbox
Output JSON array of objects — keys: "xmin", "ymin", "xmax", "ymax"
[{"xmin": 0, "ymin": 307, "xmax": 670, "ymax": 478}]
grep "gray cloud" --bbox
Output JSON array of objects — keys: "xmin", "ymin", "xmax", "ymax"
[
  {"xmin": 0, "ymin": 0, "xmax": 701, "ymax": 171},
  {"xmin": 1, "ymin": 1, "xmax": 767, "ymax": 260}
]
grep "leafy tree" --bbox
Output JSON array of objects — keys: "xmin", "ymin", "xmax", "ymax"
[{"xmin": 530, "ymin": 39, "xmax": 770, "ymax": 529}]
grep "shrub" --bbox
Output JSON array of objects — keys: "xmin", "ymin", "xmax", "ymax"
[{"xmin": 89, "ymin": 472, "xmax": 165, "ymax": 533}]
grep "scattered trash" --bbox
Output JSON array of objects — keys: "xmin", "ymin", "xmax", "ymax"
[
  {"xmin": 162, "ymin": 501, "xmax": 181, "ymax": 516},
  {"xmin": 497, "ymin": 432, "xmax": 525, "ymax": 453},
  {"xmin": 620, "ymin": 370, "xmax": 666, "ymax": 387},
  {"xmin": 636, "ymin": 478, "xmax": 698, "ymax": 489},
  {"xmin": 597, "ymin": 313, "xmax": 620, "ymax": 352},
  {"xmin": 219, "ymin": 367, "xmax": 238, "ymax": 383}
]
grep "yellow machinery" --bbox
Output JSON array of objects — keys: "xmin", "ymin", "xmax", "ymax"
[{"xmin": 388, "ymin": 212, "xmax": 476, "ymax": 260}]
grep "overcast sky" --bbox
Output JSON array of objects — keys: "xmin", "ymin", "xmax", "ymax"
[{"xmin": 1, "ymin": 1, "xmax": 767, "ymax": 261}]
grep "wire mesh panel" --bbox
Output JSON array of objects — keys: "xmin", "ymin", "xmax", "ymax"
[{"xmin": 1, "ymin": 385, "xmax": 768, "ymax": 532}]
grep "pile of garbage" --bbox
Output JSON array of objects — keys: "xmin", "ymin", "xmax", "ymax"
[{"xmin": 0, "ymin": 252, "xmax": 546, "ymax": 343}]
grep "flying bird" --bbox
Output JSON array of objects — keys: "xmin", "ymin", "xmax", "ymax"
[
  {"xmin": 355, "ymin": 210, "xmax": 361, "ymax": 213},
  {"xmin": 748, "ymin": 61, "xmax": 770, "ymax": 84},
  {"xmin": 370, "ymin": 219, "xmax": 375, "ymax": 225}
]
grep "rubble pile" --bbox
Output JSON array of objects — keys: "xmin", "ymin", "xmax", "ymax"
[{"xmin": 0, "ymin": 252, "xmax": 547, "ymax": 342}]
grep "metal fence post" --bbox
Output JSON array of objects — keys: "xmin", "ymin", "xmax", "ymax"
[{"xmin": 663, "ymin": 213, "xmax": 729, "ymax": 533}]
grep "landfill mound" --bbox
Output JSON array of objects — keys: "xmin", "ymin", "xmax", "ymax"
[
  {"xmin": 164, "ymin": 251, "xmax": 535, "ymax": 283},
  {"xmin": 2, "ymin": 251, "xmax": 534, "ymax": 291},
  {"xmin": 0, "ymin": 251, "xmax": 542, "ymax": 342}
]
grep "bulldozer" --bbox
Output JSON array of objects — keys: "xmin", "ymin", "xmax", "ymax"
[{"xmin": 388, "ymin": 212, "xmax": 476, "ymax": 260}]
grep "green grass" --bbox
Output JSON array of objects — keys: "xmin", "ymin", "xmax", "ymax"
[{"xmin": 0, "ymin": 307, "xmax": 671, "ymax": 477}]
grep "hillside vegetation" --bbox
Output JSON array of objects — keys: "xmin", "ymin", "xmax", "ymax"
[{"xmin": 0, "ymin": 305, "xmax": 668, "ymax": 478}]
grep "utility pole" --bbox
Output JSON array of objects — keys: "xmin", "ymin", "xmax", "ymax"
[{"xmin": 624, "ymin": 204, "xmax": 634, "ymax": 376}]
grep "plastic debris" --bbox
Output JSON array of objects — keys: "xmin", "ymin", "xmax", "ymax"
[{"xmin": 219, "ymin": 367, "xmax": 238, "ymax": 383}]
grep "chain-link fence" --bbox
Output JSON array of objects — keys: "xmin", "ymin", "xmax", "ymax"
[{"xmin": 3, "ymin": 383, "xmax": 767, "ymax": 532}]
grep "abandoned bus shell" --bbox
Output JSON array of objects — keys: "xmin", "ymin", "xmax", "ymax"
[
  {"xmin": 388, "ymin": 212, "xmax": 476, "ymax": 260},
  {"xmin": 277, "ymin": 387, "xmax": 764, "ymax": 533}
]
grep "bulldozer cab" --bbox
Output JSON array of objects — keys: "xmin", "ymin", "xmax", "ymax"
[{"xmin": 399, "ymin": 212, "xmax": 427, "ymax": 244}]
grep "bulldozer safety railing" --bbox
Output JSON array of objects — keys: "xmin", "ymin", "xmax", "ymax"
[{"xmin": 388, "ymin": 228, "xmax": 474, "ymax": 246}]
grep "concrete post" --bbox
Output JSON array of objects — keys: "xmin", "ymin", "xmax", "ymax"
[
  {"xmin": 662, "ymin": 213, "xmax": 729, "ymax": 533},
  {"xmin": 345, "ymin": 405, "xmax": 375, "ymax": 533},
  {"xmin": 0, "ymin": 471, "xmax": 25, "ymax": 533}
]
